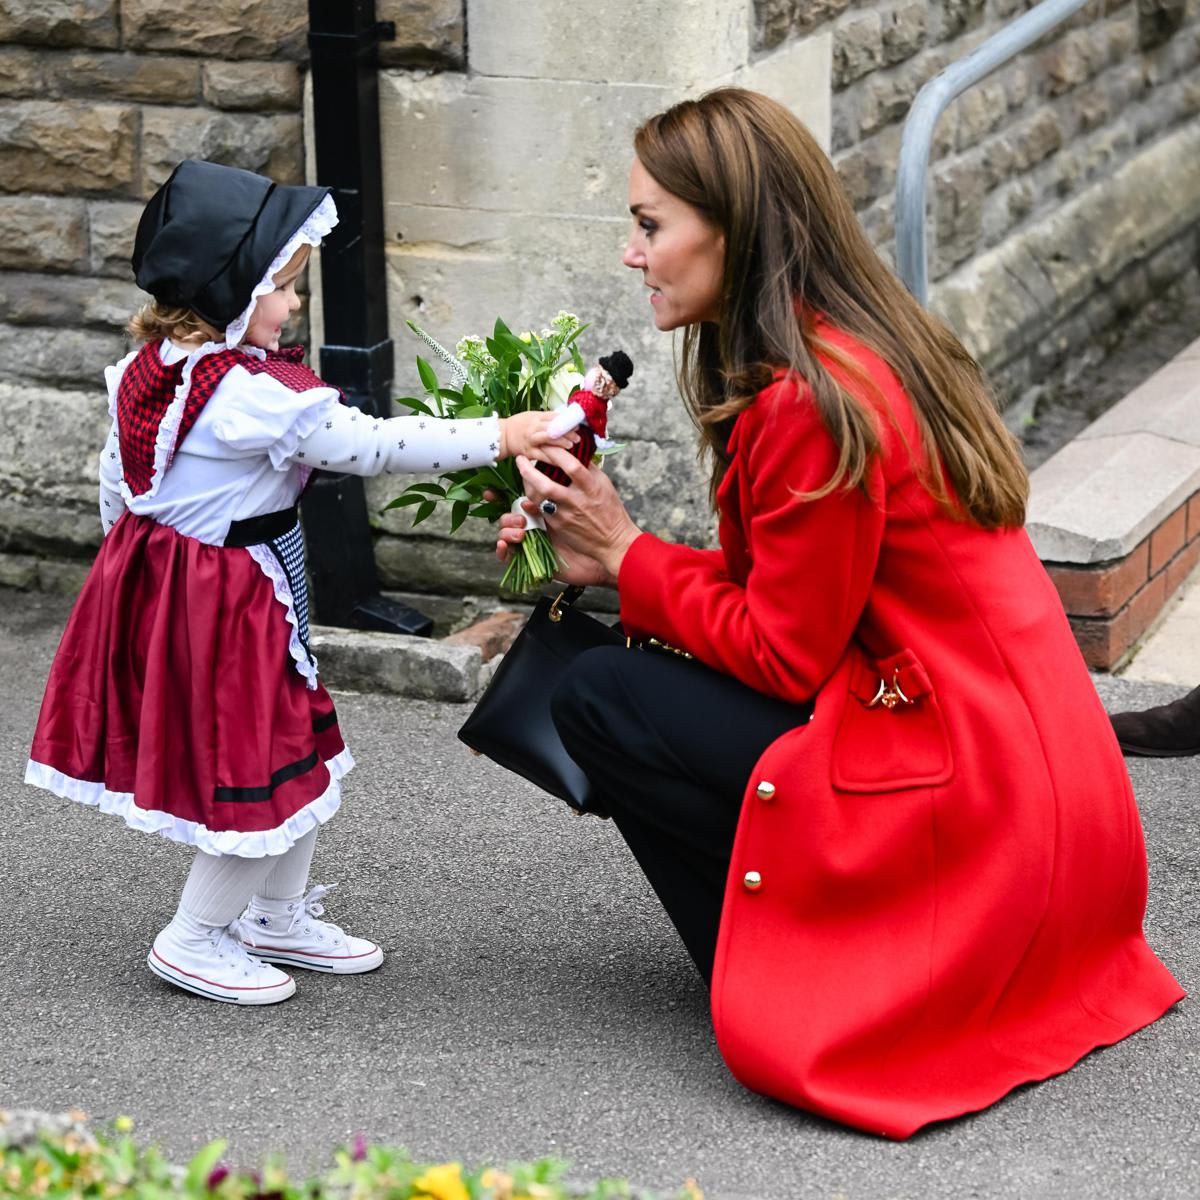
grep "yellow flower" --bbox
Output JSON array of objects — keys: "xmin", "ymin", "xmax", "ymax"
[
  {"xmin": 411, "ymin": 1162, "xmax": 470, "ymax": 1200},
  {"xmin": 113, "ymin": 1115, "xmax": 134, "ymax": 1134},
  {"xmin": 480, "ymin": 1167, "xmax": 513, "ymax": 1198}
]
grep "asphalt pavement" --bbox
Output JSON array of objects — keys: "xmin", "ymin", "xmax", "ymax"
[{"xmin": 2, "ymin": 588, "xmax": 1197, "ymax": 1199}]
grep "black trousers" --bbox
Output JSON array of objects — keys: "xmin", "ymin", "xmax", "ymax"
[{"xmin": 551, "ymin": 646, "xmax": 812, "ymax": 985}]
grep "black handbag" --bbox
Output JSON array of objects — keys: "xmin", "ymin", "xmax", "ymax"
[{"xmin": 457, "ymin": 586, "xmax": 625, "ymax": 814}]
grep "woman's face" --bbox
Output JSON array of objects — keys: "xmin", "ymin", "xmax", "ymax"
[{"xmin": 623, "ymin": 157, "xmax": 724, "ymax": 331}]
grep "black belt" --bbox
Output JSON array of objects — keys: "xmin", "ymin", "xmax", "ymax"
[{"xmin": 224, "ymin": 506, "xmax": 299, "ymax": 547}]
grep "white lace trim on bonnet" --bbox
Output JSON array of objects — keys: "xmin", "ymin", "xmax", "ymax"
[{"xmin": 224, "ymin": 193, "xmax": 339, "ymax": 349}]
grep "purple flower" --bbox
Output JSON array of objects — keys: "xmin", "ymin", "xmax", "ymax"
[
  {"xmin": 351, "ymin": 1134, "xmax": 368, "ymax": 1162},
  {"xmin": 207, "ymin": 1163, "xmax": 231, "ymax": 1190}
]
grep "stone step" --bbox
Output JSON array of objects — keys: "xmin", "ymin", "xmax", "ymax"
[{"xmin": 1029, "ymin": 335, "xmax": 1200, "ymax": 669}]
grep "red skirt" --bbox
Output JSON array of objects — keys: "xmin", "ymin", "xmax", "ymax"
[{"xmin": 26, "ymin": 513, "xmax": 352, "ymax": 857}]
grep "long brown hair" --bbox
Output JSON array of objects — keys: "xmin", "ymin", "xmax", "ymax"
[{"xmin": 633, "ymin": 88, "xmax": 1028, "ymax": 528}]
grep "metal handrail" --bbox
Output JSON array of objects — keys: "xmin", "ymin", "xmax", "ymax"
[{"xmin": 895, "ymin": 0, "xmax": 1091, "ymax": 306}]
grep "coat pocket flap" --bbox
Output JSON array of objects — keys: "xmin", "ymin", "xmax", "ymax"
[
  {"xmin": 848, "ymin": 647, "xmax": 934, "ymax": 707},
  {"xmin": 834, "ymin": 646, "xmax": 953, "ymax": 793}
]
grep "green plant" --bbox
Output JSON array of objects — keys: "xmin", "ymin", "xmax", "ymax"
[{"xmin": 0, "ymin": 1116, "xmax": 705, "ymax": 1200}]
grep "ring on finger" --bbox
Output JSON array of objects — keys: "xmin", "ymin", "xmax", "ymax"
[{"xmin": 540, "ymin": 499, "xmax": 558, "ymax": 516}]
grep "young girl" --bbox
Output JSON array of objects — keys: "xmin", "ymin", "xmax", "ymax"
[{"xmin": 25, "ymin": 159, "xmax": 570, "ymax": 1005}]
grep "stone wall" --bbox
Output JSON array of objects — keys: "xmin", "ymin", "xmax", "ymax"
[
  {"xmin": 0, "ymin": 0, "xmax": 460, "ymax": 584},
  {"xmin": 1, "ymin": 0, "xmax": 1198, "ymax": 599},
  {"xmin": 790, "ymin": 0, "xmax": 1200, "ymax": 395}
]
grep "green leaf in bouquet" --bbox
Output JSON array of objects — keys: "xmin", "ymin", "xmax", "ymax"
[
  {"xmin": 444, "ymin": 484, "xmax": 477, "ymax": 503},
  {"xmin": 393, "ymin": 393, "xmax": 435, "ymax": 417},
  {"xmin": 416, "ymin": 355, "xmax": 441, "ymax": 397},
  {"xmin": 570, "ymin": 343, "xmax": 585, "ymax": 373},
  {"xmin": 411, "ymin": 500, "xmax": 438, "ymax": 526},
  {"xmin": 382, "ymin": 492, "xmax": 432, "ymax": 510},
  {"xmin": 486, "ymin": 375, "xmax": 509, "ymax": 412},
  {"xmin": 449, "ymin": 500, "xmax": 470, "ymax": 532},
  {"xmin": 455, "ymin": 403, "xmax": 492, "ymax": 418},
  {"xmin": 469, "ymin": 500, "xmax": 508, "ymax": 520},
  {"xmin": 404, "ymin": 482, "xmax": 448, "ymax": 496}
]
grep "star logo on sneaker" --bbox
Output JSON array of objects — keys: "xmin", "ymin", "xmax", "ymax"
[{"xmin": 256, "ymin": 916, "xmax": 271, "ymax": 927}]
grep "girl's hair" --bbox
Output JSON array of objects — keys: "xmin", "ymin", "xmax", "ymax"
[
  {"xmin": 127, "ymin": 244, "xmax": 312, "ymax": 346},
  {"xmin": 127, "ymin": 303, "xmax": 221, "ymax": 345},
  {"xmin": 633, "ymin": 87, "xmax": 1028, "ymax": 528}
]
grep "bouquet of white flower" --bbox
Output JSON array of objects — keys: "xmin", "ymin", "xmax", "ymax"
[{"xmin": 385, "ymin": 312, "xmax": 622, "ymax": 594}]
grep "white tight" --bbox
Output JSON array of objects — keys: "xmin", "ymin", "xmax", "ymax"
[{"xmin": 178, "ymin": 829, "xmax": 318, "ymax": 927}]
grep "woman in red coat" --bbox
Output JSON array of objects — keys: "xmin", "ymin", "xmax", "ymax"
[{"xmin": 498, "ymin": 88, "xmax": 1183, "ymax": 1138}]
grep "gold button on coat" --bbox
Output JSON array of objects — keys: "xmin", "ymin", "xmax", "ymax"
[
  {"xmin": 743, "ymin": 871, "xmax": 763, "ymax": 891},
  {"xmin": 755, "ymin": 780, "xmax": 776, "ymax": 801}
]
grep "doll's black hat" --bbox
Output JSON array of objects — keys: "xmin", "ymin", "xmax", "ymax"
[
  {"xmin": 598, "ymin": 350, "xmax": 633, "ymax": 389},
  {"xmin": 132, "ymin": 160, "xmax": 332, "ymax": 328}
]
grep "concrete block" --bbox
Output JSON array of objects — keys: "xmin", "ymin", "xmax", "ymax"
[
  {"xmin": 0, "ymin": 379, "xmax": 110, "ymax": 555},
  {"xmin": 380, "ymin": 39, "xmax": 832, "ymax": 220},
  {"xmin": 308, "ymin": 625, "xmax": 483, "ymax": 700},
  {"xmin": 1179, "ymin": 338, "xmax": 1200, "ymax": 362},
  {"xmin": 1077, "ymin": 358, "xmax": 1200, "ymax": 444},
  {"xmin": 468, "ymin": 0, "xmax": 748, "ymax": 86},
  {"xmin": 380, "ymin": 72, "xmax": 677, "ymax": 220},
  {"xmin": 1027, "ymin": 432, "xmax": 1200, "ymax": 564}
]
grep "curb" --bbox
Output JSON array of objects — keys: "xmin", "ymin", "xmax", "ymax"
[{"xmin": 310, "ymin": 609, "xmax": 527, "ymax": 701}]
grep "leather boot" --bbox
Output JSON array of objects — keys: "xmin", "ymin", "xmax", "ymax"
[{"xmin": 1110, "ymin": 685, "xmax": 1200, "ymax": 756}]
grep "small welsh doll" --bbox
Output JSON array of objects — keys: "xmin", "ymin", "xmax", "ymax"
[{"xmin": 539, "ymin": 350, "xmax": 633, "ymax": 485}]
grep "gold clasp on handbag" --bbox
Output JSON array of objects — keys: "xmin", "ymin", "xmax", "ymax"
[
  {"xmin": 548, "ymin": 591, "xmax": 567, "ymax": 623},
  {"xmin": 868, "ymin": 669, "xmax": 912, "ymax": 710}
]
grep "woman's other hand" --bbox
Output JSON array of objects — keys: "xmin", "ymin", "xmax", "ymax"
[
  {"xmin": 495, "ymin": 509, "xmax": 613, "ymax": 587},
  {"xmin": 498, "ymin": 411, "xmax": 579, "ymax": 462}
]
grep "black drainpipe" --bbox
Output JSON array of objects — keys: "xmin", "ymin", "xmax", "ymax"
[{"xmin": 303, "ymin": 0, "xmax": 433, "ymax": 637}]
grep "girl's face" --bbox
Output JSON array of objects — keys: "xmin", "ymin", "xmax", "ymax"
[
  {"xmin": 622, "ymin": 157, "xmax": 725, "ymax": 331},
  {"xmin": 244, "ymin": 247, "xmax": 308, "ymax": 351}
]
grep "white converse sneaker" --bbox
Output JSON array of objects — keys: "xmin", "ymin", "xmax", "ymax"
[
  {"xmin": 236, "ymin": 884, "xmax": 384, "ymax": 974},
  {"xmin": 148, "ymin": 912, "xmax": 296, "ymax": 1005}
]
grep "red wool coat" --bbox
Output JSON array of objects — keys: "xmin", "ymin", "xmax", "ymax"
[{"xmin": 617, "ymin": 325, "xmax": 1183, "ymax": 1138}]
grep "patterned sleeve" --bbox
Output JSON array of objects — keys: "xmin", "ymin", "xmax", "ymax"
[
  {"xmin": 207, "ymin": 366, "xmax": 343, "ymax": 469},
  {"xmin": 288, "ymin": 405, "xmax": 501, "ymax": 476},
  {"xmin": 98, "ymin": 420, "xmax": 127, "ymax": 535}
]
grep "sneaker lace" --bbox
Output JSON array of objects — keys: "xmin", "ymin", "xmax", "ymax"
[
  {"xmin": 286, "ymin": 883, "xmax": 346, "ymax": 944},
  {"xmin": 208, "ymin": 923, "xmax": 264, "ymax": 978}
]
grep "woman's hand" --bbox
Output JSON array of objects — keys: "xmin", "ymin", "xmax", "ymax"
[
  {"xmin": 498, "ymin": 411, "xmax": 579, "ymax": 462},
  {"xmin": 505, "ymin": 447, "xmax": 642, "ymax": 587},
  {"xmin": 496, "ymin": 510, "xmax": 613, "ymax": 587}
]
